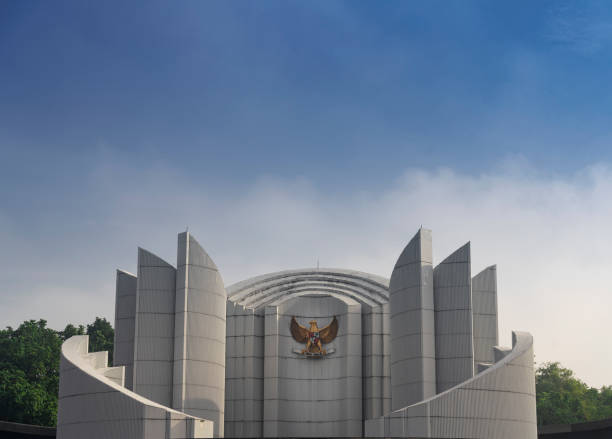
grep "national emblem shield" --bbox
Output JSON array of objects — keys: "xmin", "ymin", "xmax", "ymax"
[
  {"xmin": 309, "ymin": 331, "xmax": 320, "ymax": 345},
  {"xmin": 291, "ymin": 317, "xmax": 338, "ymax": 357}
]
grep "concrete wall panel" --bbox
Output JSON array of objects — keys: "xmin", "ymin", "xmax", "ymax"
[
  {"xmin": 390, "ymin": 228, "xmax": 436, "ymax": 409},
  {"xmin": 261, "ymin": 295, "xmax": 362, "ymax": 437},
  {"xmin": 114, "ymin": 270, "xmax": 137, "ymax": 390},
  {"xmin": 472, "ymin": 266, "xmax": 498, "ymax": 370},
  {"xmin": 57, "ymin": 335, "xmax": 213, "ymax": 439},
  {"xmin": 173, "ymin": 232, "xmax": 226, "ymax": 437},
  {"xmin": 133, "ymin": 249, "xmax": 176, "ymax": 407},
  {"xmin": 364, "ymin": 331, "xmax": 537, "ymax": 439},
  {"xmin": 433, "ymin": 242, "xmax": 474, "ymax": 393}
]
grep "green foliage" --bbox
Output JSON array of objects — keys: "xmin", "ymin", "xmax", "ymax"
[
  {"xmin": 0, "ymin": 320, "xmax": 61, "ymax": 426},
  {"xmin": 60, "ymin": 323, "xmax": 84, "ymax": 340},
  {"xmin": 0, "ymin": 317, "xmax": 113, "ymax": 427},
  {"xmin": 86, "ymin": 317, "xmax": 114, "ymax": 365},
  {"xmin": 536, "ymin": 362, "xmax": 612, "ymax": 425}
]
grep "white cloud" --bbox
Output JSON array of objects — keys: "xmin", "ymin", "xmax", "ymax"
[{"xmin": 1, "ymin": 159, "xmax": 612, "ymax": 387}]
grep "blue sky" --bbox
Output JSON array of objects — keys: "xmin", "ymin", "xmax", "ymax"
[
  {"xmin": 2, "ymin": 1, "xmax": 612, "ymax": 387},
  {"xmin": 3, "ymin": 0, "xmax": 612, "ymax": 186}
]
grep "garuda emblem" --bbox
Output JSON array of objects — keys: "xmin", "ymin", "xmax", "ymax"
[{"xmin": 290, "ymin": 316, "xmax": 338, "ymax": 357}]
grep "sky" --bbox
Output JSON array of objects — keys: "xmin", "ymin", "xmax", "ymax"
[{"xmin": 1, "ymin": 1, "xmax": 612, "ymax": 388}]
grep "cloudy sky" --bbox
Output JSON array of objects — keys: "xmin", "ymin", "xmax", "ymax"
[{"xmin": 2, "ymin": 1, "xmax": 612, "ymax": 388}]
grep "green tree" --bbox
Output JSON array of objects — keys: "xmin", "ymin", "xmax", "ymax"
[
  {"xmin": 0, "ymin": 320, "xmax": 62, "ymax": 426},
  {"xmin": 0, "ymin": 317, "xmax": 114, "ymax": 427},
  {"xmin": 536, "ymin": 362, "xmax": 612, "ymax": 425},
  {"xmin": 60, "ymin": 323, "xmax": 85, "ymax": 341},
  {"xmin": 86, "ymin": 317, "xmax": 114, "ymax": 365},
  {"xmin": 596, "ymin": 386, "xmax": 612, "ymax": 420}
]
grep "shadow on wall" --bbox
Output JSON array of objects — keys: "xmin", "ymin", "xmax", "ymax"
[{"xmin": 188, "ymin": 399, "xmax": 221, "ymax": 437}]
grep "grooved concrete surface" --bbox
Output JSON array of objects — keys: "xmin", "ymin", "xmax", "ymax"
[
  {"xmin": 102, "ymin": 232, "xmax": 225, "ymax": 438},
  {"xmin": 390, "ymin": 228, "xmax": 436, "ymax": 410},
  {"xmin": 57, "ymin": 336, "xmax": 212, "ymax": 439},
  {"xmin": 59, "ymin": 229, "xmax": 536, "ymax": 439},
  {"xmin": 433, "ymin": 242, "xmax": 474, "ymax": 393},
  {"xmin": 472, "ymin": 265, "xmax": 498, "ymax": 371},
  {"xmin": 264, "ymin": 296, "xmax": 362, "ymax": 437},
  {"xmin": 173, "ymin": 233, "xmax": 226, "ymax": 438},
  {"xmin": 114, "ymin": 270, "xmax": 137, "ymax": 391},
  {"xmin": 133, "ymin": 248, "xmax": 176, "ymax": 407},
  {"xmin": 365, "ymin": 331, "xmax": 537, "ymax": 439}
]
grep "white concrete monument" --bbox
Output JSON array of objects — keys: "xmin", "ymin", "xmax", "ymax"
[{"xmin": 57, "ymin": 229, "xmax": 536, "ymax": 438}]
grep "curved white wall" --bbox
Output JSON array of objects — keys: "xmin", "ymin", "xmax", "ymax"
[
  {"xmin": 390, "ymin": 228, "xmax": 436, "ymax": 409},
  {"xmin": 173, "ymin": 232, "xmax": 226, "ymax": 437},
  {"xmin": 433, "ymin": 242, "xmax": 474, "ymax": 393},
  {"xmin": 57, "ymin": 335, "xmax": 212, "ymax": 439},
  {"xmin": 133, "ymin": 248, "xmax": 176, "ymax": 407},
  {"xmin": 365, "ymin": 331, "xmax": 537, "ymax": 439}
]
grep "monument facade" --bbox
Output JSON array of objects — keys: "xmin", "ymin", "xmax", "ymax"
[{"xmin": 57, "ymin": 229, "xmax": 537, "ymax": 438}]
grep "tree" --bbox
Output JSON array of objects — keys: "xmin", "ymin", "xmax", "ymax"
[
  {"xmin": 0, "ymin": 320, "xmax": 62, "ymax": 426},
  {"xmin": 86, "ymin": 317, "xmax": 114, "ymax": 365},
  {"xmin": 0, "ymin": 317, "xmax": 114, "ymax": 427},
  {"xmin": 60, "ymin": 323, "xmax": 85, "ymax": 341},
  {"xmin": 536, "ymin": 362, "xmax": 612, "ymax": 425}
]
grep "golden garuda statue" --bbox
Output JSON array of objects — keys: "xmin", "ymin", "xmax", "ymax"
[{"xmin": 290, "ymin": 316, "xmax": 338, "ymax": 356}]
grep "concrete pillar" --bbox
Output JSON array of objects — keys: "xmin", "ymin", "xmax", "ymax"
[
  {"xmin": 113, "ymin": 269, "xmax": 137, "ymax": 390},
  {"xmin": 472, "ymin": 265, "xmax": 498, "ymax": 370},
  {"xmin": 132, "ymin": 248, "xmax": 176, "ymax": 406},
  {"xmin": 433, "ymin": 242, "xmax": 474, "ymax": 392},
  {"xmin": 390, "ymin": 228, "xmax": 436, "ymax": 410},
  {"xmin": 173, "ymin": 232, "xmax": 226, "ymax": 437}
]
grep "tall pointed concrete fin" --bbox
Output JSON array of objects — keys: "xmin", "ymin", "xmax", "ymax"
[
  {"xmin": 472, "ymin": 264, "xmax": 498, "ymax": 370},
  {"xmin": 433, "ymin": 241, "xmax": 474, "ymax": 393},
  {"xmin": 186, "ymin": 232, "xmax": 219, "ymax": 271},
  {"xmin": 393, "ymin": 227, "xmax": 433, "ymax": 270},
  {"xmin": 390, "ymin": 228, "xmax": 436, "ymax": 410},
  {"xmin": 113, "ymin": 269, "xmax": 137, "ymax": 390},
  {"xmin": 174, "ymin": 232, "xmax": 226, "ymax": 437},
  {"xmin": 436, "ymin": 241, "xmax": 471, "ymax": 266},
  {"xmin": 137, "ymin": 247, "xmax": 174, "ymax": 269},
  {"xmin": 132, "ymin": 247, "xmax": 176, "ymax": 407}
]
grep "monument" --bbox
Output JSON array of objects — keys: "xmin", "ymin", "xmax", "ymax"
[{"xmin": 56, "ymin": 229, "xmax": 537, "ymax": 438}]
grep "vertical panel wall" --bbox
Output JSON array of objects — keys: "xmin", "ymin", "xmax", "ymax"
[
  {"xmin": 263, "ymin": 305, "xmax": 280, "ymax": 438},
  {"xmin": 381, "ymin": 302, "xmax": 391, "ymax": 416},
  {"xmin": 362, "ymin": 303, "xmax": 391, "ymax": 420},
  {"xmin": 263, "ymin": 295, "xmax": 362, "ymax": 437},
  {"xmin": 390, "ymin": 228, "xmax": 436, "ymax": 410},
  {"xmin": 132, "ymin": 248, "xmax": 176, "ymax": 406},
  {"xmin": 225, "ymin": 302, "xmax": 264, "ymax": 438},
  {"xmin": 472, "ymin": 265, "xmax": 498, "ymax": 371},
  {"xmin": 173, "ymin": 232, "xmax": 226, "ymax": 438},
  {"xmin": 433, "ymin": 242, "xmax": 474, "ymax": 393},
  {"xmin": 113, "ymin": 269, "xmax": 137, "ymax": 390}
]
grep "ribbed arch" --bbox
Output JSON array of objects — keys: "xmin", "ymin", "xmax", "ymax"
[
  {"xmin": 267, "ymin": 290, "xmax": 361, "ymax": 307},
  {"xmin": 226, "ymin": 268, "xmax": 390, "ymax": 309},
  {"xmin": 252, "ymin": 285, "xmax": 376, "ymax": 308}
]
